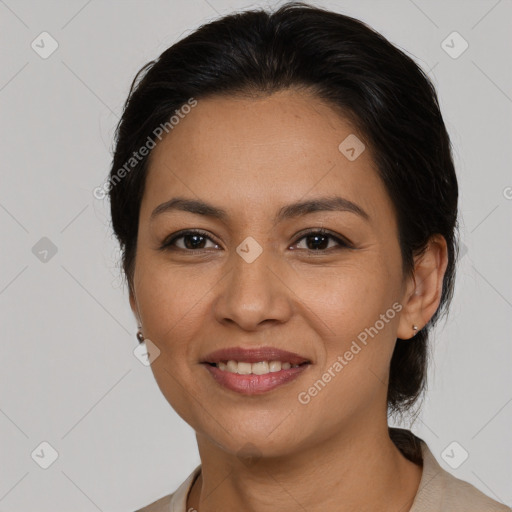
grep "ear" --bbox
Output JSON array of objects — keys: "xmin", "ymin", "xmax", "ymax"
[{"xmin": 397, "ymin": 234, "xmax": 449, "ymax": 340}]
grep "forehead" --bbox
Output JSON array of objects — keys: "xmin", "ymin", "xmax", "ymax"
[{"xmin": 142, "ymin": 89, "xmax": 394, "ymax": 226}]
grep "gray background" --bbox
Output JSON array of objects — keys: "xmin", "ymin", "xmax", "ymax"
[{"xmin": 1, "ymin": 0, "xmax": 511, "ymax": 510}]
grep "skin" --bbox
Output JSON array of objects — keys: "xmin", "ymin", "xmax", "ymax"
[{"xmin": 129, "ymin": 88, "xmax": 448, "ymax": 512}]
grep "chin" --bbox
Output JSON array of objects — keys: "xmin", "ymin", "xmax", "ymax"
[{"xmin": 210, "ymin": 423, "xmax": 307, "ymax": 459}]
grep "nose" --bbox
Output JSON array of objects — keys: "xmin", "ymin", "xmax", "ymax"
[{"xmin": 213, "ymin": 244, "xmax": 294, "ymax": 331}]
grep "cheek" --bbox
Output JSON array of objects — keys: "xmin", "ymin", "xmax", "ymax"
[
  {"xmin": 134, "ymin": 261, "xmax": 211, "ymax": 424},
  {"xmin": 301, "ymin": 261, "xmax": 401, "ymax": 389},
  {"xmin": 293, "ymin": 257, "xmax": 394, "ymax": 331},
  {"xmin": 297, "ymin": 313, "xmax": 398, "ymax": 431},
  {"xmin": 134, "ymin": 256, "xmax": 211, "ymax": 343}
]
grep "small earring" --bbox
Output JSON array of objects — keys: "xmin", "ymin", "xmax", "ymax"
[
  {"xmin": 136, "ymin": 328, "xmax": 145, "ymax": 343},
  {"xmin": 412, "ymin": 325, "xmax": 418, "ymax": 336}
]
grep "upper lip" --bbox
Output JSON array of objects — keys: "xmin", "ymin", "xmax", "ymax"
[{"xmin": 201, "ymin": 346, "xmax": 311, "ymax": 365}]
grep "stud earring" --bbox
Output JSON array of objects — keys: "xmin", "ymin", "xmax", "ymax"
[{"xmin": 412, "ymin": 325, "xmax": 419, "ymax": 336}]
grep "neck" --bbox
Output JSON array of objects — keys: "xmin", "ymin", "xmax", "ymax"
[{"xmin": 187, "ymin": 420, "xmax": 422, "ymax": 512}]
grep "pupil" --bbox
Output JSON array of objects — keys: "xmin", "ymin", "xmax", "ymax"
[
  {"xmin": 308, "ymin": 234, "xmax": 328, "ymax": 250},
  {"xmin": 186, "ymin": 234, "xmax": 205, "ymax": 249}
]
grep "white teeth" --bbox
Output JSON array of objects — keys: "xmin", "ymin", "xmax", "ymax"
[
  {"xmin": 215, "ymin": 360, "xmax": 302, "ymax": 374},
  {"xmin": 226, "ymin": 360, "xmax": 238, "ymax": 373},
  {"xmin": 252, "ymin": 361, "xmax": 269, "ymax": 375},
  {"xmin": 269, "ymin": 361, "xmax": 281, "ymax": 372},
  {"xmin": 237, "ymin": 362, "xmax": 252, "ymax": 375}
]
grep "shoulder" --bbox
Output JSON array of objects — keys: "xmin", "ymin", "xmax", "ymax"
[
  {"xmin": 133, "ymin": 492, "xmax": 173, "ymax": 512},
  {"xmin": 133, "ymin": 464, "xmax": 201, "ymax": 512},
  {"xmin": 389, "ymin": 428, "xmax": 510, "ymax": 511},
  {"xmin": 434, "ymin": 468, "xmax": 511, "ymax": 511},
  {"xmin": 410, "ymin": 435, "xmax": 509, "ymax": 510}
]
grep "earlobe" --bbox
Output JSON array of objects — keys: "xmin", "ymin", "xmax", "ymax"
[{"xmin": 397, "ymin": 234, "xmax": 449, "ymax": 340}]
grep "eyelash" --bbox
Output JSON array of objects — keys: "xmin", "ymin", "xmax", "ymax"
[{"xmin": 160, "ymin": 228, "xmax": 352, "ymax": 253}]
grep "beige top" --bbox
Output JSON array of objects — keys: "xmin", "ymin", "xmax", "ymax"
[{"xmin": 134, "ymin": 430, "xmax": 510, "ymax": 511}]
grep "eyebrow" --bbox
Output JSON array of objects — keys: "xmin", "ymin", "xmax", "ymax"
[{"xmin": 150, "ymin": 195, "xmax": 370, "ymax": 224}]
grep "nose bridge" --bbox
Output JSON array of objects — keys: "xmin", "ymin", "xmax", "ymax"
[
  {"xmin": 233, "ymin": 239, "xmax": 273, "ymax": 292},
  {"xmin": 214, "ymin": 236, "xmax": 291, "ymax": 328}
]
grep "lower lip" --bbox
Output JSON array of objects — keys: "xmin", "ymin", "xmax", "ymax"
[{"xmin": 202, "ymin": 363, "xmax": 310, "ymax": 395}]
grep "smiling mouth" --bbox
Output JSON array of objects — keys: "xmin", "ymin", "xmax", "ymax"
[
  {"xmin": 204, "ymin": 360, "xmax": 310, "ymax": 375},
  {"xmin": 202, "ymin": 360, "xmax": 311, "ymax": 395}
]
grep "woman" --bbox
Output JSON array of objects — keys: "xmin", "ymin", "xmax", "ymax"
[{"xmin": 107, "ymin": 2, "xmax": 509, "ymax": 511}]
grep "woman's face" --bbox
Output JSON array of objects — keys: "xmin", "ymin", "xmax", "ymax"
[{"xmin": 130, "ymin": 88, "xmax": 416, "ymax": 457}]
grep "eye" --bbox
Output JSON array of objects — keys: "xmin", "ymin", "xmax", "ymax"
[
  {"xmin": 291, "ymin": 229, "xmax": 351, "ymax": 252},
  {"xmin": 160, "ymin": 229, "xmax": 220, "ymax": 251},
  {"xmin": 160, "ymin": 228, "xmax": 351, "ymax": 253}
]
